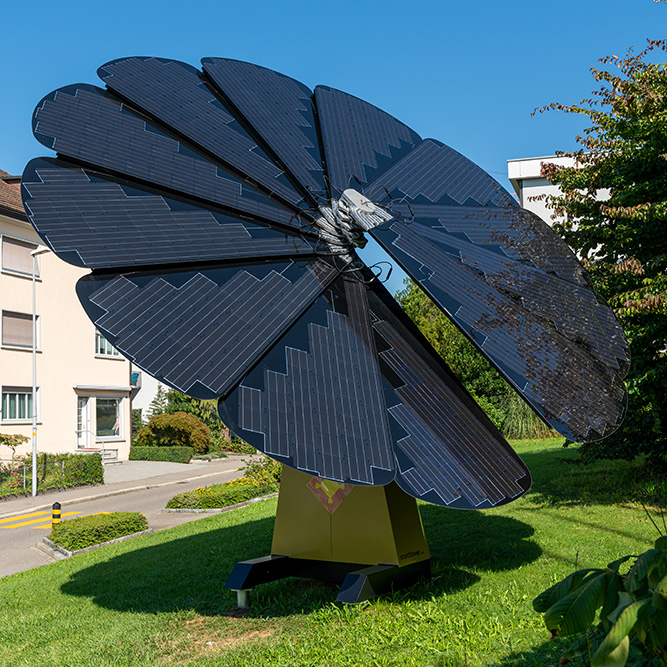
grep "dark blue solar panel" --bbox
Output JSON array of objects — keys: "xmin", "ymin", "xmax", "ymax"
[
  {"xmin": 77, "ymin": 259, "xmax": 339, "ymax": 400},
  {"xmin": 385, "ymin": 202, "xmax": 593, "ymax": 290},
  {"xmin": 315, "ymin": 85, "xmax": 421, "ymax": 192},
  {"xmin": 364, "ymin": 139, "xmax": 515, "ymax": 208},
  {"xmin": 219, "ymin": 266, "xmax": 530, "ymax": 508},
  {"xmin": 202, "ymin": 58, "xmax": 327, "ymax": 199},
  {"xmin": 22, "ymin": 158, "xmax": 317, "ymax": 270},
  {"xmin": 98, "ymin": 57, "xmax": 306, "ymax": 208},
  {"xmin": 371, "ymin": 219, "xmax": 628, "ymax": 441},
  {"xmin": 31, "ymin": 84, "xmax": 305, "ymax": 231}
]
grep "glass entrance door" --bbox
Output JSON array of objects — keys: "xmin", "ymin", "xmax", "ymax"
[{"xmin": 76, "ymin": 396, "xmax": 90, "ymax": 448}]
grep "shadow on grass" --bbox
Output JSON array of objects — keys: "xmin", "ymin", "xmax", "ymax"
[
  {"xmin": 516, "ymin": 444, "xmax": 651, "ymax": 507},
  {"xmin": 421, "ymin": 505, "xmax": 541, "ymax": 575},
  {"xmin": 60, "ymin": 508, "xmax": 540, "ymax": 616}
]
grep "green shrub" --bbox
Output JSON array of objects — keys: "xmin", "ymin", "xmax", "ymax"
[
  {"xmin": 166, "ymin": 479, "xmax": 268, "ymax": 509},
  {"xmin": 533, "ymin": 534, "xmax": 667, "ymax": 667},
  {"xmin": 48, "ymin": 512, "xmax": 147, "ymax": 551},
  {"xmin": 137, "ymin": 411, "xmax": 209, "ymax": 453},
  {"xmin": 129, "ymin": 446, "xmax": 194, "ymax": 464},
  {"xmin": 242, "ymin": 456, "xmax": 281, "ymax": 489},
  {"xmin": 166, "ymin": 457, "xmax": 281, "ymax": 509},
  {"xmin": 63, "ymin": 452, "xmax": 104, "ymax": 486},
  {"xmin": 0, "ymin": 452, "xmax": 103, "ymax": 499},
  {"xmin": 215, "ymin": 437, "xmax": 255, "ymax": 455}
]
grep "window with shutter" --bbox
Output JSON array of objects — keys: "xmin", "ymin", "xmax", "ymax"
[
  {"xmin": 2, "ymin": 311, "xmax": 36, "ymax": 348},
  {"xmin": 1, "ymin": 237, "xmax": 39, "ymax": 277}
]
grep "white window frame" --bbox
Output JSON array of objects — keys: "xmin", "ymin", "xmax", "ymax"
[
  {"xmin": 95, "ymin": 396, "xmax": 124, "ymax": 442},
  {"xmin": 1, "ymin": 309, "xmax": 41, "ymax": 351},
  {"xmin": 94, "ymin": 330, "xmax": 121, "ymax": 359},
  {"xmin": 1, "ymin": 234, "xmax": 42, "ymax": 280},
  {"xmin": 1, "ymin": 386, "xmax": 40, "ymax": 424}
]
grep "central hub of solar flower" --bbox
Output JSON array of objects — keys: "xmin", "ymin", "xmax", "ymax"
[{"xmin": 316, "ymin": 189, "xmax": 393, "ymax": 252}]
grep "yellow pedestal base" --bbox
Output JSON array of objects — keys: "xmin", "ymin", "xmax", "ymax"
[{"xmin": 271, "ymin": 466, "xmax": 430, "ymax": 567}]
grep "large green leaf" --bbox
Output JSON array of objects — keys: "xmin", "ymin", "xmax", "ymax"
[
  {"xmin": 648, "ymin": 554, "xmax": 667, "ymax": 588},
  {"xmin": 654, "ymin": 536, "xmax": 667, "ymax": 551},
  {"xmin": 592, "ymin": 636, "xmax": 629, "ymax": 667},
  {"xmin": 607, "ymin": 555, "xmax": 635, "ymax": 572},
  {"xmin": 591, "ymin": 600, "xmax": 650, "ymax": 667},
  {"xmin": 626, "ymin": 550, "xmax": 662, "ymax": 593},
  {"xmin": 545, "ymin": 572, "xmax": 607, "ymax": 636},
  {"xmin": 533, "ymin": 569, "xmax": 601, "ymax": 613},
  {"xmin": 601, "ymin": 577, "xmax": 628, "ymax": 628},
  {"xmin": 652, "ymin": 573, "xmax": 667, "ymax": 611},
  {"xmin": 650, "ymin": 608, "xmax": 667, "ymax": 648},
  {"xmin": 608, "ymin": 592, "xmax": 634, "ymax": 625}
]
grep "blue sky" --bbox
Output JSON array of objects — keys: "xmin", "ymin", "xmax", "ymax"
[{"xmin": 3, "ymin": 0, "xmax": 665, "ymax": 292}]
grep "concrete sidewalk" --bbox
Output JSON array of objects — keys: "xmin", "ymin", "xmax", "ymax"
[{"xmin": 0, "ymin": 455, "xmax": 252, "ymax": 520}]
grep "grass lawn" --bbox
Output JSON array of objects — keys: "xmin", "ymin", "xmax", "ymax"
[{"xmin": 0, "ymin": 438, "xmax": 662, "ymax": 666}]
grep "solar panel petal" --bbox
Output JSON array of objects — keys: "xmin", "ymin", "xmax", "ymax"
[
  {"xmin": 219, "ymin": 264, "xmax": 530, "ymax": 507},
  {"xmin": 202, "ymin": 58, "xmax": 327, "ymax": 200},
  {"xmin": 315, "ymin": 85, "xmax": 422, "ymax": 193},
  {"xmin": 22, "ymin": 157, "xmax": 317, "ymax": 269},
  {"xmin": 98, "ymin": 57, "xmax": 307, "ymax": 209},
  {"xmin": 371, "ymin": 218, "xmax": 628, "ymax": 442},
  {"xmin": 31, "ymin": 83, "xmax": 305, "ymax": 232},
  {"xmin": 76, "ymin": 258, "xmax": 340, "ymax": 400}
]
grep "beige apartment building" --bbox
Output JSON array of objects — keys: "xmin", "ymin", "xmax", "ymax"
[{"xmin": 1, "ymin": 168, "xmax": 132, "ymax": 462}]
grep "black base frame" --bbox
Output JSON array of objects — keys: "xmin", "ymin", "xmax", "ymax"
[{"xmin": 225, "ymin": 554, "xmax": 431, "ymax": 607}]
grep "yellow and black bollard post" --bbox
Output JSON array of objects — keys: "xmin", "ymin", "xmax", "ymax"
[{"xmin": 52, "ymin": 502, "xmax": 61, "ymax": 527}]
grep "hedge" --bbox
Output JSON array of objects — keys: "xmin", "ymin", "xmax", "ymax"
[
  {"xmin": 48, "ymin": 512, "xmax": 147, "ymax": 551},
  {"xmin": 129, "ymin": 446, "xmax": 193, "ymax": 463},
  {"xmin": 0, "ymin": 452, "xmax": 103, "ymax": 499},
  {"xmin": 166, "ymin": 457, "xmax": 281, "ymax": 509},
  {"xmin": 165, "ymin": 479, "xmax": 269, "ymax": 509}
]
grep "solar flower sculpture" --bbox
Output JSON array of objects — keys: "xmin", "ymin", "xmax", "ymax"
[{"xmin": 22, "ymin": 57, "xmax": 629, "ymax": 604}]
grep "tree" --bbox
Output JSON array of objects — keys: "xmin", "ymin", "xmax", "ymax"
[
  {"xmin": 165, "ymin": 389, "xmax": 232, "ymax": 441},
  {"xmin": 147, "ymin": 383, "xmax": 168, "ymax": 419},
  {"xmin": 0, "ymin": 433, "xmax": 29, "ymax": 471},
  {"xmin": 395, "ymin": 280, "xmax": 511, "ymax": 405},
  {"xmin": 535, "ymin": 40, "xmax": 667, "ymax": 463},
  {"xmin": 394, "ymin": 280, "xmax": 554, "ymax": 439}
]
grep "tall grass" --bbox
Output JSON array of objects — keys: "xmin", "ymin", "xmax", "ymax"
[{"xmin": 500, "ymin": 393, "xmax": 556, "ymax": 440}]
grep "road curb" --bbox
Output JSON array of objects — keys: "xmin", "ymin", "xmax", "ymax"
[{"xmin": 0, "ymin": 468, "xmax": 244, "ymax": 521}]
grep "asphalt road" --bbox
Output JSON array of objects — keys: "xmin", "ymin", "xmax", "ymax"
[{"xmin": 0, "ymin": 464, "xmax": 246, "ymax": 579}]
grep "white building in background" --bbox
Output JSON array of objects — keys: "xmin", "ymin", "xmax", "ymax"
[
  {"xmin": 130, "ymin": 365, "xmax": 163, "ymax": 421},
  {"xmin": 507, "ymin": 154, "xmax": 575, "ymax": 223},
  {"xmin": 0, "ymin": 168, "xmax": 132, "ymax": 462}
]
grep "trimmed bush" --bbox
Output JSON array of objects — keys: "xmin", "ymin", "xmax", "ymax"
[
  {"xmin": 218, "ymin": 438, "xmax": 256, "ymax": 455},
  {"xmin": 63, "ymin": 452, "xmax": 104, "ymax": 486},
  {"xmin": 166, "ymin": 479, "xmax": 269, "ymax": 509},
  {"xmin": 166, "ymin": 456, "xmax": 281, "ymax": 509},
  {"xmin": 129, "ymin": 446, "xmax": 194, "ymax": 464},
  {"xmin": 48, "ymin": 512, "xmax": 147, "ymax": 551},
  {"xmin": 0, "ymin": 452, "xmax": 103, "ymax": 499},
  {"xmin": 137, "ymin": 411, "xmax": 209, "ymax": 453}
]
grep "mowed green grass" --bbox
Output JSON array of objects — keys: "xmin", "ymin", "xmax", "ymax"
[{"xmin": 0, "ymin": 439, "xmax": 661, "ymax": 667}]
